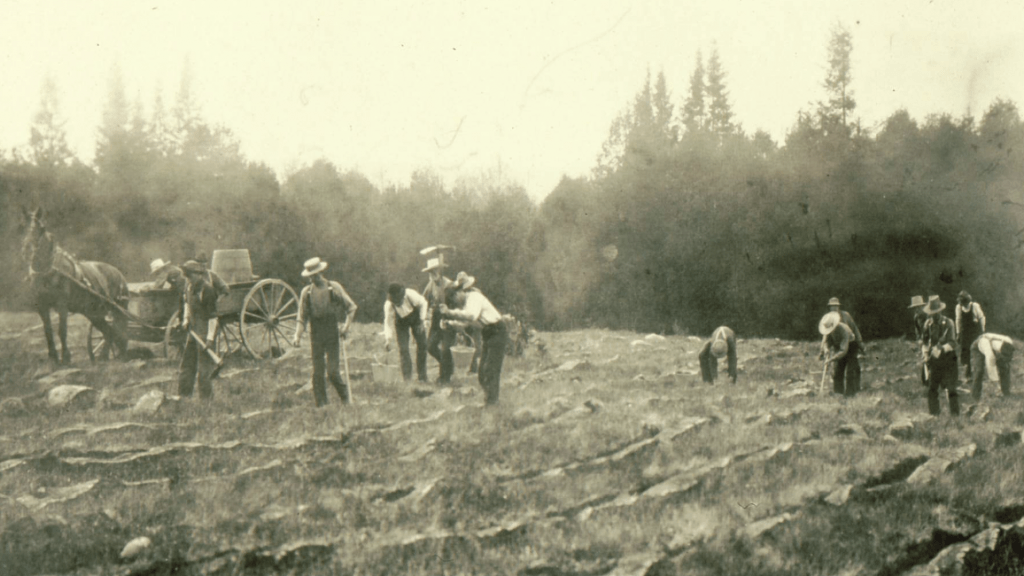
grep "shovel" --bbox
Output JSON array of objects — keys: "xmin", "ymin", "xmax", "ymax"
[{"xmin": 189, "ymin": 330, "xmax": 225, "ymax": 379}]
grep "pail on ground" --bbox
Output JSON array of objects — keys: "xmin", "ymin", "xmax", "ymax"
[{"xmin": 451, "ymin": 345, "xmax": 476, "ymax": 373}]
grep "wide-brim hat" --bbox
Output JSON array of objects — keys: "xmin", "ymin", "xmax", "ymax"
[
  {"xmin": 827, "ymin": 297, "xmax": 841, "ymax": 307},
  {"xmin": 181, "ymin": 260, "xmax": 204, "ymax": 275},
  {"xmin": 302, "ymin": 257, "xmax": 328, "ymax": 277},
  {"xmin": 924, "ymin": 299, "xmax": 946, "ymax": 315},
  {"xmin": 150, "ymin": 258, "xmax": 171, "ymax": 275},
  {"xmin": 819, "ymin": 311, "xmax": 842, "ymax": 335},
  {"xmin": 422, "ymin": 258, "xmax": 443, "ymax": 273},
  {"xmin": 454, "ymin": 271, "xmax": 476, "ymax": 290},
  {"xmin": 710, "ymin": 339, "xmax": 728, "ymax": 358},
  {"xmin": 908, "ymin": 295, "xmax": 925, "ymax": 308}
]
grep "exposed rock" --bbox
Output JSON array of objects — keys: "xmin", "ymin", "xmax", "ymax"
[
  {"xmin": 825, "ymin": 485, "xmax": 854, "ymax": 506},
  {"xmin": 16, "ymin": 479, "xmax": 99, "ymax": 510},
  {"xmin": 777, "ymin": 387, "xmax": 815, "ymax": 399},
  {"xmin": 630, "ymin": 340, "xmax": 652, "ymax": 348},
  {"xmin": 882, "ymin": 434, "xmax": 900, "ymax": 444},
  {"xmin": 556, "ymin": 360, "xmax": 592, "ymax": 371},
  {"xmin": 133, "ymin": 390, "xmax": 166, "ymax": 415},
  {"xmin": 742, "ymin": 513, "xmax": 794, "ymax": 539},
  {"xmin": 970, "ymin": 405, "xmax": 992, "ymax": 422},
  {"xmin": 889, "ymin": 420, "xmax": 915, "ymax": 439},
  {"xmin": 124, "ymin": 359, "xmax": 147, "ymax": 370},
  {"xmin": 906, "ymin": 444, "xmax": 978, "ymax": 485},
  {"xmin": 644, "ymin": 334, "xmax": 667, "ymax": 342},
  {"xmin": 836, "ymin": 423, "xmax": 869, "ymax": 440},
  {"xmin": 120, "ymin": 536, "xmax": 152, "ymax": 560},
  {"xmin": 46, "ymin": 385, "xmax": 96, "ymax": 410}
]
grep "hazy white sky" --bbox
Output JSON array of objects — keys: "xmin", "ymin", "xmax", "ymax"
[{"xmin": 2, "ymin": 0, "xmax": 1023, "ymax": 200}]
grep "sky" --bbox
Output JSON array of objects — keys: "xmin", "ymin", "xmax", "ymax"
[{"xmin": 2, "ymin": 0, "xmax": 1023, "ymax": 201}]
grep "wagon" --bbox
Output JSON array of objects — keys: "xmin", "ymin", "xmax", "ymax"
[{"xmin": 86, "ymin": 249, "xmax": 299, "ymax": 361}]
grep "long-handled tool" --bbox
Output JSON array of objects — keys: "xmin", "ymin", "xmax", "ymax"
[
  {"xmin": 341, "ymin": 335, "xmax": 353, "ymax": 404},
  {"xmin": 819, "ymin": 358, "xmax": 831, "ymax": 395},
  {"xmin": 189, "ymin": 329, "xmax": 225, "ymax": 379}
]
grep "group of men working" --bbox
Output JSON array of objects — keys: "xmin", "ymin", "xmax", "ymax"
[
  {"xmin": 698, "ymin": 292, "xmax": 1015, "ymax": 418},
  {"xmin": 149, "ymin": 252, "xmax": 508, "ymax": 408}
]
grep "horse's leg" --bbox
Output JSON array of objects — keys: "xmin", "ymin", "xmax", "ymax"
[
  {"xmin": 111, "ymin": 310, "xmax": 129, "ymax": 357},
  {"xmin": 58, "ymin": 306, "xmax": 71, "ymax": 365},
  {"xmin": 38, "ymin": 307, "xmax": 59, "ymax": 363},
  {"xmin": 88, "ymin": 315, "xmax": 114, "ymax": 360}
]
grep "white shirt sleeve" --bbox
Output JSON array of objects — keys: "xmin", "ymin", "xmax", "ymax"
[{"xmin": 383, "ymin": 301, "xmax": 395, "ymax": 343}]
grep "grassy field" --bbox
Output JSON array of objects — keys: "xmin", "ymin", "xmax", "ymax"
[{"xmin": 3, "ymin": 312, "xmax": 1024, "ymax": 576}]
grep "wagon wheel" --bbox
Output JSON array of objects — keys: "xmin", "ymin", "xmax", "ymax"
[
  {"xmin": 87, "ymin": 313, "xmax": 127, "ymax": 362},
  {"xmin": 165, "ymin": 311, "xmax": 245, "ymax": 361},
  {"xmin": 87, "ymin": 324, "xmax": 114, "ymax": 362},
  {"xmin": 240, "ymin": 279, "xmax": 299, "ymax": 359}
]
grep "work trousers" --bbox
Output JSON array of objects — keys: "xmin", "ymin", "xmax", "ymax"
[
  {"xmin": 927, "ymin": 351, "xmax": 960, "ymax": 416},
  {"xmin": 396, "ymin": 311, "xmax": 428, "ymax": 382},
  {"xmin": 178, "ymin": 336, "xmax": 215, "ymax": 399},
  {"xmin": 310, "ymin": 321, "xmax": 350, "ymax": 407},
  {"xmin": 427, "ymin": 314, "xmax": 456, "ymax": 384},
  {"xmin": 833, "ymin": 341, "xmax": 861, "ymax": 397},
  {"xmin": 478, "ymin": 320, "xmax": 508, "ymax": 405},
  {"xmin": 970, "ymin": 342, "xmax": 1015, "ymax": 400},
  {"xmin": 961, "ymin": 325, "xmax": 982, "ymax": 378}
]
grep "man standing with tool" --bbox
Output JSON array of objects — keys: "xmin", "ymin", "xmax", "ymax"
[
  {"xmin": 955, "ymin": 291, "xmax": 986, "ymax": 379},
  {"xmin": 819, "ymin": 311, "xmax": 860, "ymax": 397},
  {"xmin": 177, "ymin": 261, "xmax": 220, "ymax": 400},
  {"xmin": 922, "ymin": 298, "xmax": 960, "ymax": 416},
  {"xmin": 422, "ymin": 251, "xmax": 456, "ymax": 385},
  {"xmin": 383, "ymin": 282, "xmax": 430, "ymax": 383},
  {"xmin": 292, "ymin": 257, "xmax": 358, "ymax": 407},
  {"xmin": 909, "ymin": 295, "xmax": 929, "ymax": 386}
]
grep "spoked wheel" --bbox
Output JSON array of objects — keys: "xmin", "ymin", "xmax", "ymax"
[
  {"xmin": 87, "ymin": 313, "xmax": 126, "ymax": 362},
  {"xmin": 240, "ymin": 279, "xmax": 299, "ymax": 359},
  {"xmin": 216, "ymin": 321, "xmax": 244, "ymax": 359},
  {"xmin": 165, "ymin": 311, "xmax": 245, "ymax": 361}
]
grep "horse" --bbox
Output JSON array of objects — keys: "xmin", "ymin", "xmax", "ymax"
[{"xmin": 20, "ymin": 208, "xmax": 130, "ymax": 364}]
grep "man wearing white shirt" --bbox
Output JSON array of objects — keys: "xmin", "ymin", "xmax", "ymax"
[
  {"xmin": 955, "ymin": 291, "xmax": 986, "ymax": 379},
  {"xmin": 440, "ymin": 275, "xmax": 507, "ymax": 405},
  {"xmin": 969, "ymin": 333, "xmax": 1015, "ymax": 400},
  {"xmin": 383, "ymin": 283, "xmax": 429, "ymax": 383}
]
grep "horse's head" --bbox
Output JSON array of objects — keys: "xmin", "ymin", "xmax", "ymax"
[{"xmin": 21, "ymin": 208, "xmax": 54, "ymax": 274}]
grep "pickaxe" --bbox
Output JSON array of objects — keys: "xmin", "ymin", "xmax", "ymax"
[{"xmin": 189, "ymin": 330, "xmax": 225, "ymax": 379}]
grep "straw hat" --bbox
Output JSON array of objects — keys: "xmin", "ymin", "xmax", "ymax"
[
  {"xmin": 301, "ymin": 257, "xmax": 328, "ymax": 277},
  {"xmin": 924, "ymin": 298, "xmax": 946, "ymax": 315},
  {"xmin": 150, "ymin": 258, "xmax": 171, "ymax": 275},
  {"xmin": 710, "ymin": 339, "xmax": 728, "ymax": 358},
  {"xmin": 908, "ymin": 295, "xmax": 925, "ymax": 308},
  {"xmin": 819, "ymin": 311, "xmax": 842, "ymax": 335},
  {"xmin": 827, "ymin": 297, "xmax": 841, "ymax": 307},
  {"xmin": 454, "ymin": 271, "xmax": 476, "ymax": 290},
  {"xmin": 422, "ymin": 258, "xmax": 443, "ymax": 273}
]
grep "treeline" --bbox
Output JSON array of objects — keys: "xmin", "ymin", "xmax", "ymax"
[{"xmin": 3, "ymin": 28, "xmax": 1024, "ymax": 339}]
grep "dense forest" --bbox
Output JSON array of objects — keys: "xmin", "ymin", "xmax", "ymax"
[{"xmin": 3, "ymin": 26, "xmax": 1023, "ymax": 339}]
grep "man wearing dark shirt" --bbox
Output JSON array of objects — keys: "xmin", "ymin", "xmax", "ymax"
[{"xmin": 177, "ymin": 260, "xmax": 220, "ymax": 400}]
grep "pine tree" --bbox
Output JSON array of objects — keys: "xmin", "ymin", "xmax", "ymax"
[
  {"xmin": 29, "ymin": 75, "xmax": 75, "ymax": 168},
  {"xmin": 681, "ymin": 50, "xmax": 706, "ymax": 135},
  {"xmin": 652, "ymin": 70, "xmax": 676, "ymax": 143},
  {"xmin": 95, "ymin": 62, "xmax": 131, "ymax": 173},
  {"xmin": 818, "ymin": 23, "xmax": 856, "ymax": 136},
  {"xmin": 705, "ymin": 46, "xmax": 735, "ymax": 139}
]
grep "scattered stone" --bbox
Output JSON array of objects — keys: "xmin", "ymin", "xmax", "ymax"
[
  {"xmin": 120, "ymin": 536, "xmax": 152, "ymax": 560},
  {"xmin": 632, "ymin": 374, "xmax": 646, "ymax": 381},
  {"xmin": 16, "ymin": 479, "xmax": 99, "ymax": 510},
  {"xmin": 133, "ymin": 390, "xmax": 166, "ymax": 415},
  {"xmin": 969, "ymin": 405, "xmax": 992, "ymax": 422},
  {"xmin": 644, "ymin": 334, "xmax": 667, "ymax": 342},
  {"xmin": 888, "ymin": 420, "xmax": 914, "ymax": 439},
  {"xmin": 583, "ymin": 399, "xmax": 604, "ymax": 413},
  {"xmin": 597, "ymin": 355, "xmax": 620, "ymax": 365},
  {"xmin": 47, "ymin": 385, "xmax": 96, "ymax": 410},
  {"xmin": 777, "ymin": 387, "xmax": 814, "ymax": 399},
  {"xmin": 124, "ymin": 359, "xmax": 147, "ymax": 370},
  {"xmin": 881, "ymin": 434, "xmax": 900, "ymax": 444},
  {"xmin": 411, "ymin": 387, "xmax": 435, "ymax": 398},
  {"xmin": 836, "ymin": 423, "xmax": 869, "ymax": 440},
  {"xmin": 825, "ymin": 485, "xmax": 854, "ymax": 506},
  {"xmin": 630, "ymin": 340, "xmax": 652, "ymax": 348},
  {"xmin": 557, "ymin": 359, "xmax": 593, "ymax": 371},
  {"xmin": 906, "ymin": 444, "xmax": 978, "ymax": 485},
  {"xmin": 742, "ymin": 513, "xmax": 794, "ymax": 539}
]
